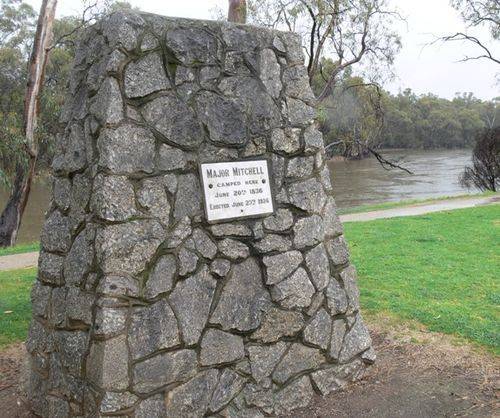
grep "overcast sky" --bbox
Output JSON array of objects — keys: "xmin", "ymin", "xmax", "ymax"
[{"xmin": 27, "ymin": 0, "xmax": 500, "ymax": 100}]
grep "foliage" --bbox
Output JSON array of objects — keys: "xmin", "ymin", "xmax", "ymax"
[
  {"xmin": 316, "ymin": 71, "xmax": 384, "ymax": 157},
  {"xmin": 0, "ymin": 0, "xmax": 35, "ymax": 187},
  {"xmin": 451, "ymin": 0, "xmax": 499, "ymax": 40},
  {"xmin": 460, "ymin": 127, "xmax": 499, "ymax": 191},
  {"xmin": 0, "ymin": 267, "xmax": 35, "ymax": 348},
  {"xmin": 0, "ymin": 0, "xmax": 133, "ymax": 187},
  {"xmin": 247, "ymin": 0, "xmax": 401, "ymax": 101},
  {"xmin": 345, "ymin": 205, "xmax": 500, "ymax": 353},
  {"xmin": 380, "ymin": 91, "xmax": 499, "ymax": 150}
]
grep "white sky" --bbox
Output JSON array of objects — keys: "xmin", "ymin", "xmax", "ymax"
[{"xmin": 26, "ymin": 0, "xmax": 500, "ymax": 100}]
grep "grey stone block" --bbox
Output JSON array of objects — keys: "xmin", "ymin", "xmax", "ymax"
[
  {"xmin": 293, "ymin": 214, "xmax": 325, "ymax": 248},
  {"xmin": 288, "ymin": 178, "xmax": 327, "ymax": 214},
  {"xmin": 96, "ymin": 220, "xmax": 165, "ymax": 275},
  {"xmin": 87, "ymin": 335, "xmax": 128, "ymax": 391},
  {"xmin": 209, "ymin": 369, "xmax": 246, "ymax": 413},
  {"xmin": 311, "ymin": 359, "xmax": 364, "ymax": 396},
  {"xmin": 253, "ymin": 234, "xmax": 292, "ymax": 253},
  {"xmin": 91, "ymin": 174, "xmax": 137, "ymax": 222},
  {"xmin": 326, "ymin": 277, "xmax": 348, "ymax": 315},
  {"xmin": 211, "ymin": 258, "xmax": 271, "ymax": 332},
  {"xmin": 248, "ymin": 341, "xmax": 288, "ymax": 383},
  {"xmin": 326, "ymin": 235, "xmax": 350, "ymax": 266},
  {"xmin": 218, "ymin": 238, "xmax": 250, "ymax": 260},
  {"xmin": 137, "ymin": 178, "xmax": 171, "ymax": 227},
  {"xmin": 157, "ymin": 143, "xmax": 188, "ymax": 171},
  {"xmin": 97, "ymin": 124, "xmax": 156, "ymax": 174},
  {"xmin": 124, "ymin": 53, "xmax": 170, "ymax": 98},
  {"xmin": 38, "ymin": 252, "xmax": 64, "ymax": 286},
  {"xmin": 145, "ymin": 254, "xmax": 176, "ymax": 299},
  {"xmin": 169, "ymin": 266, "xmax": 217, "ymax": 345},
  {"xmin": 287, "ymin": 156, "xmax": 314, "ymax": 178},
  {"xmin": 263, "ymin": 209, "xmax": 293, "ymax": 232},
  {"xmin": 210, "ymin": 258, "xmax": 231, "ymax": 278},
  {"xmin": 272, "ymin": 343, "xmax": 324, "ymax": 384},
  {"xmin": 142, "ymin": 94, "xmax": 204, "ymax": 149},
  {"xmin": 133, "ymin": 349, "xmax": 197, "ymax": 393},
  {"xmin": 129, "ymin": 299, "xmax": 180, "ymax": 360},
  {"xmin": 135, "ymin": 394, "xmax": 167, "ymax": 418},
  {"xmin": 100, "ymin": 391, "xmax": 138, "ymax": 414},
  {"xmin": 338, "ymin": 315, "xmax": 372, "ymax": 363},
  {"xmin": 303, "ymin": 308, "xmax": 332, "ymax": 350},
  {"xmin": 270, "ymin": 267, "xmax": 315, "ymax": 309},
  {"xmin": 262, "ymin": 251, "xmax": 303, "ymax": 285},
  {"xmin": 174, "ymin": 174, "xmax": 202, "ymax": 219},
  {"xmin": 193, "ymin": 228, "xmax": 218, "ymax": 259},
  {"xmin": 273, "ymin": 376, "xmax": 314, "ymax": 416},
  {"xmin": 200, "ymin": 329, "xmax": 245, "ymax": 366},
  {"xmin": 40, "ymin": 211, "xmax": 73, "ymax": 253},
  {"xmin": 250, "ymin": 307, "xmax": 305, "ymax": 343},
  {"xmin": 165, "ymin": 369, "xmax": 219, "ymax": 418},
  {"xmin": 305, "ymin": 243, "xmax": 330, "ymax": 291}
]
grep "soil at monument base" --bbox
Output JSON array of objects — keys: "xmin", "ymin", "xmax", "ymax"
[{"xmin": 1, "ymin": 322, "xmax": 497, "ymax": 418}]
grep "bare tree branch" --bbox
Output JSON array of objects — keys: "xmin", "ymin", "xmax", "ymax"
[{"xmin": 439, "ymin": 32, "xmax": 500, "ymax": 64}]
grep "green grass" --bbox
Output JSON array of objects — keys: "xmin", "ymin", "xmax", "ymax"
[
  {"xmin": 0, "ymin": 242, "xmax": 39, "ymax": 257},
  {"xmin": 0, "ymin": 268, "xmax": 36, "ymax": 348},
  {"xmin": 0, "ymin": 206, "xmax": 498, "ymax": 353},
  {"xmin": 344, "ymin": 205, "xmax": 500, "ymax": 353},
  {"xmin": 338, "ymin": 191, "xmax": 497, "ymax": 215}
]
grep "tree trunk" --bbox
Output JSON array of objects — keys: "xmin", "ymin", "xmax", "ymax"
[
  {"xmin": 0, "ymin": 0, "xmax": 57, "ymax": 248},
  {"xmin": 228, "ymin": 0, "xmax": 247, "ymax": 23}
]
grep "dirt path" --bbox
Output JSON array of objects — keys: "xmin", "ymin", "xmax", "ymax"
[
  {"xmin": 1, "ymin": 319, "xmax": 497, "ymax": 417},
  {"xmin": 339, "ymin": 194, "xmax": 499, "ymax": 223},
  {"xmin": 0, "ymin": 195, "xmax": 498, "ymax": 272},
  {"xmin": 0, "ymin": 253, "xmax": 39, "ymax": 272}
]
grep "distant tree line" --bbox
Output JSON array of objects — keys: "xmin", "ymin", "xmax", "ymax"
[
  {"xmin": 381, "ymin": 90, "xmax": 499, "ymax": 150},
  {"xmin": 314, "ymin": 71, "xmax": 499, "ymax": 156}
]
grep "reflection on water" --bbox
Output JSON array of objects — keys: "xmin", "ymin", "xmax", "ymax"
[
  {"xmin": 0, "ymin": 149, "xmax": 474, "ymax": 244},
  {"xmin": 328, "ymin": 148, "xmax": 474, "ymax": 208}
]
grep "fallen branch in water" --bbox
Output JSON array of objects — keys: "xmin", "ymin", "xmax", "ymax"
[{"xmin": 325, "ymin": 139, "xmax": 413, "ymax": 175}]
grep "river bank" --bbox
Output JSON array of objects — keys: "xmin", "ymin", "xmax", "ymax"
[{"xmin": 0, "ymin": 148, "xmax": 476, "ymax": 244}]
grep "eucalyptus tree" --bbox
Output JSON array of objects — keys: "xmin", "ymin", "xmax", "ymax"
[
  {"xmin": 0, "ymin": 0, "xmax": 57, "ymax": 247},
  {"xmin": 228, "ymin": 0, "xmax": 247, "ymax": 23},
  {"xmin": 247, "ymin": 0, "xmax": 402, "ymax": 103}
]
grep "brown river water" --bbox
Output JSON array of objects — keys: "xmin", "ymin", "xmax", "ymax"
[{"xmin": 0, "ymin": 148, "xmax": 474, "ymax": 245}]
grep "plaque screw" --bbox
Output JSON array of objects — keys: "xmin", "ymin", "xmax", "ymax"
[
  {"xmin": 209, "ymin": 184, "xmax": 213, "ymax": 189},
  {"xmin": 262, "ymin": 179, "xmax": 266, "ymax": 184}
]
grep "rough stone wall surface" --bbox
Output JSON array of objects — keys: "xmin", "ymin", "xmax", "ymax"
[{"xmin": 27, "ymin": 11, "xmax": 375, "ymax": 417}]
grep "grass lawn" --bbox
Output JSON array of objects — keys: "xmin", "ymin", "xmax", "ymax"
[
  {"xmin": 0, "ymin": 268, "xmax": 35, "ymax": 348},
  {"xmin": 0, "ymin": 206, "xmax": 498, "ymax": 354},
  {"xmin": 0, "ymin": 242, "xmax": 39, "ymax": 257},
  {"xmin": 344, "ymin": 205, "xmax": 500, "ymax": 354},
  {"xmin": 337, "ymin": 191, "xmax": 496, "ymax": 215}
]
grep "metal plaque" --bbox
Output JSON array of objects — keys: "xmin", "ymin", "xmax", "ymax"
[{"xmin": 200, "ymin": 159, "xmax": 275, "ymax": 222}]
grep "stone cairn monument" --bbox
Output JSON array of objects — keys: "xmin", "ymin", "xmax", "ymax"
[{"xmin": 26, "ymin": 11, "xmax": 375, "ymax": 417}]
